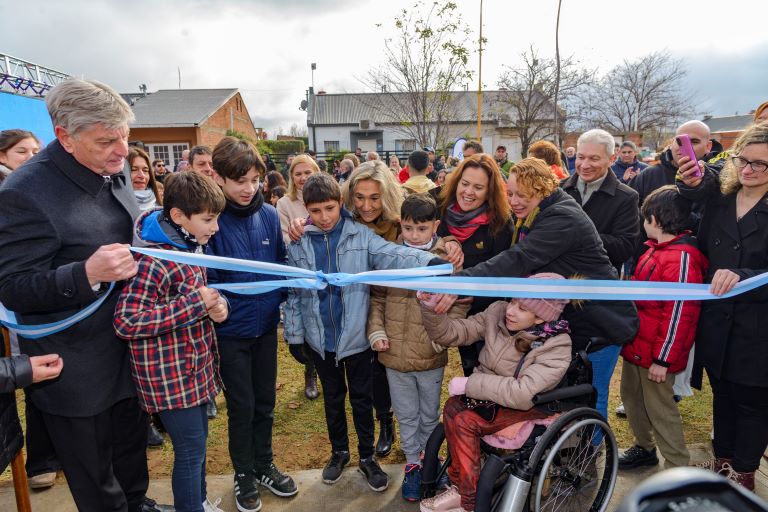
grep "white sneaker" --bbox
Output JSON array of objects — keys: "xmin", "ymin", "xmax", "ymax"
[
  {"xmin": 615, "ymin": 403, "xmax": 626, "ymax": 416},
  {"xmin": 203, "ymin": 497, "xmax": 225, "ymax": 512}
]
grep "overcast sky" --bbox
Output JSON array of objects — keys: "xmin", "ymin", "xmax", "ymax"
[{"xmin": 2, "ymin": 0, "xmax": 766, "ymax": 136}]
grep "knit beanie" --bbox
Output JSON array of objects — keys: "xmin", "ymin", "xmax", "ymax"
[{"xmin": 517, "ymin": 273, "xmax": 569, "ymax": 322}]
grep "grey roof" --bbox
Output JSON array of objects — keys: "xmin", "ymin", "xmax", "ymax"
[
  {"xmin": 310, "ymin": 90, "xmax": 545, "ymax": 126},
  {"xmin": 126, "ymin": 89, "xmax": 238, "ymax": 128},
  {"xmin": 702, "ymin": 114, "xmax": 752, "ymax": 133}
]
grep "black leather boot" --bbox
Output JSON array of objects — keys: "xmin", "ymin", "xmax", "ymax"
[
  {"xmin": 375, "ymin": 413, "xmax": 394, "ymax": 458},
  {"xmin": 304, "ymin": 363, "xmax": 319, "ymax": 400}
]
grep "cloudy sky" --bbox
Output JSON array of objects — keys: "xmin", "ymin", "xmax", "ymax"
[{"xmin": 2, "ymin": 0, "xmax": 766, "ymax": 136}]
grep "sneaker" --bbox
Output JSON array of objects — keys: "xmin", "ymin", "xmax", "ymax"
[
  {"xmin": 234, "ymin": 472, "xmax": 262, "ymax": 512},
  {"xmin": 720, "ymin": 462, "xmax": 756, "ymax": 491},
  {"xmin": 694, "ymin": 457, "xmax": 732, "ymax": 474},
  {"xmin": 322, "ymin": 450, "xmax": 350, "ymax": 484},
  {"xmin": 207, "ymin": 401, "xmax": 218, "ymax": 420},
  {"xmin": 402, "ymin": 464, "xmax": 422, "ymax": 502},
  {"xmin": 615, "ymin": 403, "xmax": 626, "ymax": 417},
  {"xmin": 419, "ymin": 485, "xmax": 462, "ymax": 512},
  {"xmin": 358, "ymin": 456, "xmax": 389, "ymax": 492},
  {"xmin": 202, "ymin": 497, "xmax": 224, "ymax": 512},
  {"xmin": 28, "ymin": 471, "xmax": 56, "ymax": 489},
  {"xmin": 618, "ymin": 445, "xmax": 659, "ymax": 469},
  {"xmin": 147, "ymin": 422, "xmax": 164, "ymax": 448},
  {"xmin": 254, "ymin": 462, "xmax": 298, "ymax": 497}
]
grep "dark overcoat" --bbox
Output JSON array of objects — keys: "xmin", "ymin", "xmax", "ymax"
[{"xmin": 0, "ymin": 140, "xmax": 139, "ymax": 416}]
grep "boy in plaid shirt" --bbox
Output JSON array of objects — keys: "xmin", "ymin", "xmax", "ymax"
[{"xmin": 114, "ymin": 172, "xmax": 228, "ymax": 512}]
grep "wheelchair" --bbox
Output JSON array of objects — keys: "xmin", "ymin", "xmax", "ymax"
[{"xmin": 421, "ymin": 350, "xmax": 618, "ymax": 512}]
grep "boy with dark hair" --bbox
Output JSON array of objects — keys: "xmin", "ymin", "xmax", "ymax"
[
  {"xmin": 284, "ymin": 173, "xmax": 447, "ymax": 492},
  {"xmin": 114, "ymin": 171, "xmax": 228, "ymax": 512},
  {"xmin": 367, "ymin": 194, "xmax": 468, "ymax": 501},
  {"xmin": 618, "ymin": 185, "xmax": 708, "ymax": 471},
  {"xmin": 403, "ymin": 150, "xmax": 436, "ymax": 195},
  {"xmin": 206, "ymin": 136, "xmax": 295, "ymax": 512}
]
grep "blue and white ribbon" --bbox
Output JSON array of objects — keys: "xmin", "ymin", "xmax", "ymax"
[{"xmin": 2, "ymin": 246, "xmax": 767, "ymax": 338}]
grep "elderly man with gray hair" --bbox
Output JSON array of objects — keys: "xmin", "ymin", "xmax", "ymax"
[{"xmin": 0, "ymin": 79, "xmax": 170, "ymax": 512}]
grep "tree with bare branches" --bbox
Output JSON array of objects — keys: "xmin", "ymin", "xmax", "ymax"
[
  {"xmin": 495, "ymin": 46, "xmax": 594, "ymax": 158},
  {"xmin": 576, "ymin": 51, "xmax": 695, "ymax": 133},
  {"xmin": 360, "ymin": 1, "xmax": 473, "ymax": 150}
]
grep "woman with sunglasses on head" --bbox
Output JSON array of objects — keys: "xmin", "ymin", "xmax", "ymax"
[{"xmin": 678, "ymin": 121, "xmax": 768, "ymax": 491}]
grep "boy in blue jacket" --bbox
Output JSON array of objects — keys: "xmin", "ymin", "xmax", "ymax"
[
  {"xmin": 207, "ymin": 136, "xmax": 294, "ymax": 512},
  {"xmin": 284, "ymin": 172, "xmax": 445, "ymax": 492}
]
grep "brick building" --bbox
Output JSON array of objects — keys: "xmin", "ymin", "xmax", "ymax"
[
  {"xmin": 124, "ymin": 89, "xmax": 261, "ymax": 167},
  {"xmin": 702, "ymin": 114, "xmax": 753, "ymax": 150}
]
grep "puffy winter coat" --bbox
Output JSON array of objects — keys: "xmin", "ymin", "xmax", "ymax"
[
  {"xmin": 0, "ymin": 348, "xmax": 29, "ymax": 473},
  {"xmin": 367, "ymin": 237, "xmax": 469, "ymax": 372},
  {"xmin": 421, "ymin": 301, "xmax": 572, "ymax": 410},
  {"xmin": 621, "ymin": 234, "xmax": 708, "ymax": 373},
  {"xmin": 207, "ymin": 193, "xmax": 285, "ymax": 339}
]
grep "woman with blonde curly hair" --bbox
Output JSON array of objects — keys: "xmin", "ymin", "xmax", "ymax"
[
  {"xmin": 444, "ymin": 157, "xmax": 639, "ymax": 426},
  {"xmin": 527, "ymin": 139, "xmax": 569, "ymax": 180},
  {"xmin": 677, "ymin": 122, "xmax": 768, "ymax": 490}
]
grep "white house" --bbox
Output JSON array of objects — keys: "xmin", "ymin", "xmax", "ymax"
[{"xmin": 306, "ymin": 88, "xmax": 557, "ymax": 158}]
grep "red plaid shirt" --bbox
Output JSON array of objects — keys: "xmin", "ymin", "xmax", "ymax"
[{"xmin": 114, "ymin": 246, "xmax": 221, "ymax": 413}]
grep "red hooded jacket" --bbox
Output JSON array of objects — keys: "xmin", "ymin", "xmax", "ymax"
[{"xmin": 621, "ymin": 233, "xmax": 708, "ymax": 373}]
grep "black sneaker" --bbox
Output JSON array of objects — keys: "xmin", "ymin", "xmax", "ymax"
[
  {"xmin": 322, "ymin": 450, "xmax": 350, "ymax": 484},
  {"xmin": 254, "ymin": 462, "xmax": 298, "ymax": 497},
  {"xmin": 234, "ymin": 472, "xmax": 262, "ymax": 512},
  {"xmin": 358, "ymin": 456, "xmax": 389, "ymax": 492},
  {"xmin": 618, "ymin": 445, "xmax": 659, "ymax": 469}
]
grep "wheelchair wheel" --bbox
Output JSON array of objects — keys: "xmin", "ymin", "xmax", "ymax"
[{"xmin": 526, "ymin": 407, "xmax": 617, "ymax": 512}]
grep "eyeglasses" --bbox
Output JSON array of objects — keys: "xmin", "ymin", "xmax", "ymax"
[
  {"xmin": 155, "ymin": 163, "xmax": 165, "ymax": 167},
  {"xmin": 731, "ymin": 156, "xmax": 768, "ymax": 173}
]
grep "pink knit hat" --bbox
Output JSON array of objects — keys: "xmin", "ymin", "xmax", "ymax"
[{"xmin": 517, "ymin": 273, "xmax": 569, "ymax": 322}]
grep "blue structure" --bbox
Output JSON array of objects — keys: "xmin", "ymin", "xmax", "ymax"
[{"xmin": 0, "ymin": 92, "xmax": 54, "ymax": 145}]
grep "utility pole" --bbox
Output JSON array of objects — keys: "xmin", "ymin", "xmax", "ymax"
[
  {"xmin": 553, "ymin": 0, "xmax": 563, "ymax": 146},
  {"xmin": 476, "ymin": 0, "xmax": 483, "ymax": 141},
  {"xmin": 178, "ymin": 67, "xmax": 181, "ymax": 89},
  {"xmin": 311, "ymin": 62, "xmax": 316, "ymax": 90}
]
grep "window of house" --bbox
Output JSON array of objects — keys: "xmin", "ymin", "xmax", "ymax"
[
  {"xmin": 395, "ymin": 139, "xmax": 417, "ymax": 152},
  {"xmin": 149, "ymin": 143, "xmax": 189, "ymax": 167},
  {"xmin": 324, "ymin": 141, "xmax": 340, "ymax": 153}
]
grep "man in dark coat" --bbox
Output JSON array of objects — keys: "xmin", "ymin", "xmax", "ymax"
[
  {"xmin": 0, "ymin": 79, "xmax": 169, "ymax": 512},
  {"xmin": 562, "ymin": 129, "xmax": 641, "ymax": 273}
]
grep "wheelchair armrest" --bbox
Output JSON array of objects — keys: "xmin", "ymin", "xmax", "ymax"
[{"xmin": 532, "ymin": 384, "xmax": 595, "ymax": 406}]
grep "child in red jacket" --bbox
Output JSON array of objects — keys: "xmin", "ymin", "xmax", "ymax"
[
  {"xmin": 114, "ymin": 172, "xmax": 228, "ymax": 512},
  {"xmin": 618, "ymin": 185, "xmax": 708, "ymax": 470}
]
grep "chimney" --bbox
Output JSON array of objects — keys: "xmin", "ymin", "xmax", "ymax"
[{"xmin": 317, "ymin": 90, "xmax": 327, "ymax": 95}]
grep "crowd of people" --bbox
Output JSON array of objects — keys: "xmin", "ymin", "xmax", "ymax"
[{"xmin": 0, "ymin": 78, "xmax": 767, "ymax": 512}]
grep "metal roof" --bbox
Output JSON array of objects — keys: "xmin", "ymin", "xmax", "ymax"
[
  {"xmin": 702, "ymin": 114, "xmax": 752, "ymax": 133},
  {"xmin": 126, "ymin": 88, "xmax": 238, "ymax": 128},
  {"xmin": 310, "ymin": 90, "xmax": 544, "ymax": 126}
]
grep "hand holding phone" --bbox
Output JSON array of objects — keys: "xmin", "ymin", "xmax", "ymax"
[{"xmin": 676, "ymin": 134, "xmax": 702, "ymax": 177}]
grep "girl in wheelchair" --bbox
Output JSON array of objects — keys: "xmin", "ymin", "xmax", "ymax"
[{"xmin": 417, "ymin": 273, "xmax": 572, "ymax": 512}]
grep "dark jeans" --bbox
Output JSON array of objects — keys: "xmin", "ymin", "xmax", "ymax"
[
  {"xmin": 41, "ymin": 397, "xmax": 149, "ymax": 512},
  {"xmin": 709, "ymin": 372, "xmax": 768, "ymax": 472},
  {"xmin": 443, "ymin": 396, "xmax": 549, "ymax": 511},
  {"xmin": 158, "ymin": 405, "xmax": 208, "ymax": 512},
  {"xmin": 372, "ymin": 352, "xmax": 391, "ymax": 419},
  {"xmin": 218, "ymin": 330, "xmax": 277, "ymax": 473},
  {"xmin": 24, "ymin": 392, "xmax": 60, "ymax": 477},
  {"xmin": 310, "ymin": 348, "xmax": 375, "ymax": 459}
]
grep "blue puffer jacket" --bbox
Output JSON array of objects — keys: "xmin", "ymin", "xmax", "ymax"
[
  {"xmin": 284, "ymin": 210, "xmax": 436, "ymax": 362},
  {"xmin": 206, "ymin": 193, "xmax": 286, "ymax": 339}
]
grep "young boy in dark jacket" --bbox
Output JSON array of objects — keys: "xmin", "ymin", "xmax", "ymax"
[
  {"xmin": 206, "ymin": 137, "xmax": 295, "ymax": 512},
  {"xmin": 284, "ymin": 173, "xmax": 446, "ymax": 493},
  {"xmin": 114, "ymin": 172, "xmax": 228, "ymax": 512},
  {"xmin": 618, "ymin": 185, "xmax": 708, "ymax": 470}
]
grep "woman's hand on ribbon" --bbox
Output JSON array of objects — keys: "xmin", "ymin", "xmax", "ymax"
[
  {"xmin": 288, "ymin": 217, "xmax": 307, "ymax": 242},
  {"xmin": 710, "ymin": 269, "xmax": 741, "ymax": 296},
  {"xmin": 85, "ymin": 243, "xmax": 138, "ymax": 286},
  {"xmin": 444, "ymin": 240, "xmax": 465, "ymax": 270}
]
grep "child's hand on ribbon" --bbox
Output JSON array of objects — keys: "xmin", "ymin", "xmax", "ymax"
[
  {"xmin": 416, "ymin": 291, "xmax": 440, "ymax": 310},
  {"xmin": 448, "ymin": 377, "xmax": 468, "ymax": 396}
]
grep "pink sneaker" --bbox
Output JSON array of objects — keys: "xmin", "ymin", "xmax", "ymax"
[{"xmin": 420, "ymin": 485, "xmax": 467, "ymax": 512}]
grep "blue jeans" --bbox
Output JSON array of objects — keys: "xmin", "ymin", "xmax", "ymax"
[
  {"xmin": 587, "ymin": 344, "xmax": 621, "ymax": 421},
  {"xmin": 158, "ymin": 404, "xmax": 209, "ymax": 512}
]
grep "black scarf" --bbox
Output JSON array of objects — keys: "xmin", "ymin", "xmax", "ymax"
[{"xmin": 225, "ymin": 189, "xmax": 264, "ymax": 217}]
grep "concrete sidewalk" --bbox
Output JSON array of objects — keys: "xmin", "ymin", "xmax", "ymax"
[{"xmin": 1, "ymin": 445, "xmax": 766, "ymax": 511}]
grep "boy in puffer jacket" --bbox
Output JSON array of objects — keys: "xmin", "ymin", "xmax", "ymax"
[
  {"xmin": 417, "ymin": 274, "xmax": 571, "ymax": 512},
  {"xmin": 618, "ymin": 185, "xmax": 707, "ymax": 471},
  {"xmin": 367, "ymin": 194, "xmax": 469, "ymax": 502}
]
